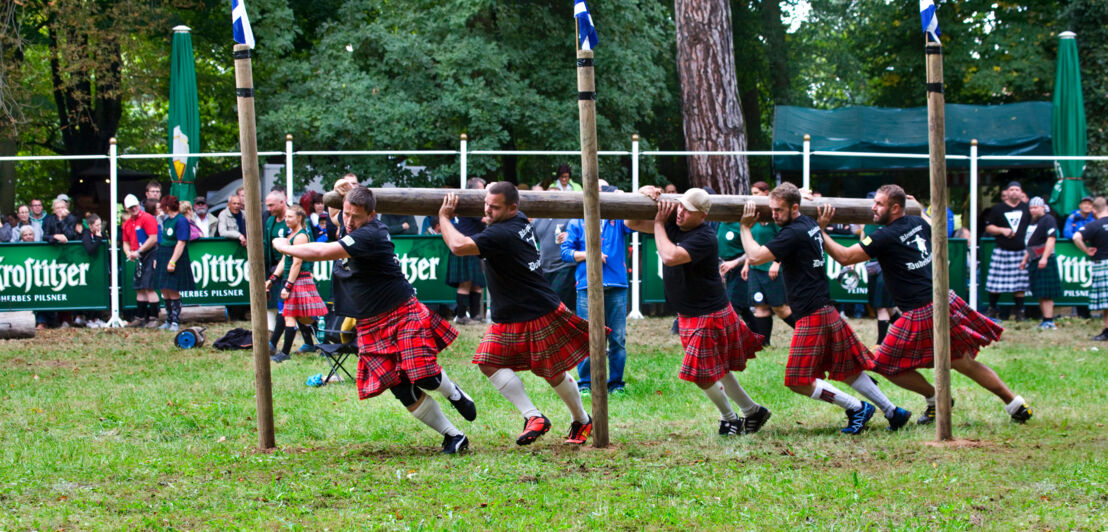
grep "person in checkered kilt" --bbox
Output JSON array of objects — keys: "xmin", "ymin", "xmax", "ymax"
[
  {"xmin": 264, "ymin": 205, "xmax": 329, "ymax": 363},
  {"xmin": 817, "ymin": 184, "xmax": 1032, "ymax": 424},
  {"xmin": 1073, "ymin": 197, "xmax": 1108, "ymax": 341},
  {"xmin": 1020, "ymin": 197, "xmax": 1062, "ymax": 330},
  {"xmin": 740, "ymin": 182, "xmax": 908, "ymax": 434},
  {"xmin": 439, "ymin": 182, "xmax": 594, "ymax": 446},
  {"xmin": 625, "ymin": 186, "xmax": 771, "ymax": 437},
  {"xmin": 984, "ymin": 181, "xmax": 1032, "ymax": 320},
  {"xmin": 275, "ymin": 181, "xmax": 476, "ymax": 455}
]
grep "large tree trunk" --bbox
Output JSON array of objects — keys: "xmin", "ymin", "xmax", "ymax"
[{"xmin": 674, "ymin": 0, "xmax": 749, "ymax": 195}]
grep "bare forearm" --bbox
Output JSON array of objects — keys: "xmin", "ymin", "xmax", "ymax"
[{"xmin": 170, "ymin": 241, "xmax": 186, "ymax": 264}]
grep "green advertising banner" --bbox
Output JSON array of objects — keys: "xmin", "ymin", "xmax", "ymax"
[
  {"xmin": 641, "ymin": 234, "xmax": 968, "ymax": 305},
  {"xmin": 121, "ymin": 236, "xmax": 457, "ymax": 309},
  {"xmin": 0, "ymin": 242, "xmax": 110, "ymax": 311},
  {"xmin": 978, "ymin": 238, "xmax": 1089, "ymax": 306}
]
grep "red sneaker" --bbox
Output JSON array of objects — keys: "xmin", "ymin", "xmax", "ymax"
[
  {"xmin": 565, "ymin": 416, "xmax": 593, "ymax": 445},
  {"xmin": 515, "ymin": 415, "xmax": 551, "ymax": 446}
]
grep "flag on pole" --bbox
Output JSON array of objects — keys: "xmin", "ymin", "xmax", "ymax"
[
  {"xmin": 919, "ymin": 0, "xmax": 941, "ymax": 42},
  {"xmin": 232, "ymin": 0, "xmax": 255, "ymax": 49},
  {"xmin": 574, "ymin": 0, "xmax": 598, "ymax": 51}
]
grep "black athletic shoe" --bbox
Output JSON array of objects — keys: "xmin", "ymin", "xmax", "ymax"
[
  {"xmin": 1010, "ymin": 403, "xmax": 1033, "ymax": 424},
  {"xmin": 841, "ymin": 402, "xmax": 875, "ymax": 435},
  {"xmin": 270, "ymin": 352, "xmax": 291, "ymax": 364},
  {"xmin": 887, "ymin": 406, "xmax": 912, "ymax": 431},
  {"xmin": 441, "ymin": 433, "xmax": 469, "ymax": 454},
  {"xmin": 917, "ymin": 397, "xmax": 955, "ymax": 425},
  {"xmin": 516, "ymin": 415, "xmax": 552, "ymax": 445},
  {"xmin": 742, "ymin": 406, "xmax": 772, "ymax": 435},
  {"xmin": 718, "ymin": 418, "xmax": 742, "ymax": 436},
  {"xmin": 449, "ymin": 384, "xmax": 477, "ymax": 422},
  {"xmin": 1092, "ymin": 330, "xmax": 1108, "ymax": 341}
]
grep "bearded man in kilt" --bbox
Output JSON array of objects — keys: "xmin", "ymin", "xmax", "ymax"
[
  {"xmin": 984, "ymin": 181, "xmax": 1032, "ymax": 320},
  {"xmin": 439, "ymin": 182, "xmax": 596, "ymax": 446},
  {"xmin": 818, "ymin": 184, "xmax": 1032, "ymax": 425},
  {"xmin": 625, "ymin": 187, "xmax": 770, "ymax": 436},
  {"xmin": 275, "ymin": 182, "xmax": 476, "ymax": 455},
  {"xmin": 1073, "ymin": 197, "xmax": 1108, "ymax": 341},
  {"xmin": 740, "ymin": 182, "xmax": 909, "ymax": 434},
  {"xmin": 1021, "ymin": 197, "xmax": 1062, "ymax": 330}
]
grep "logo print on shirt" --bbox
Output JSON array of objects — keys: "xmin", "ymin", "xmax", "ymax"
[{"xmin": 1005, "ymin": 210, "xmax": 1023, "ymax": 232}]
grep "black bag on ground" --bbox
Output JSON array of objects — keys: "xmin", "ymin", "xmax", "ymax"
[{"xmin": 212, "ymin": 327, "xmax": 253, "ymax": 350}]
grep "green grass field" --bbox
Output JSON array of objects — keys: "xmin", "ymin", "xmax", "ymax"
[{"xmin": 1, "ymin": 314, "xmax": 1105, "ymax": 530}]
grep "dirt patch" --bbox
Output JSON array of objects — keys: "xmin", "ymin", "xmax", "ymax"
[{"xmin": 921, "ymin": 438, "xmax": 991, "ymax": 449}]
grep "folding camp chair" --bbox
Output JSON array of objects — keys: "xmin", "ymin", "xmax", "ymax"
[{"xmin": 316, "ymin": 316, "xmax": 357, "ymax": 385}]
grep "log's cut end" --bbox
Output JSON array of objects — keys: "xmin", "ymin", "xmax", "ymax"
[{"xmin": 0, "ymin": 311, "xmax": 36, "ymax": 340}]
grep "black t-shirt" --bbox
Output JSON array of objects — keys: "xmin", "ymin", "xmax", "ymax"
[
  {"xmin": 471, "ymin": 213, "xmax": 561, "ymax": 323},
  {"xmin": 455, "ymin": 216, "xmax": 486, "ymax": 237},
  {"xmin": 333, "ymin": 218, "xmax": 414, "ymax": 318},
  {"xmin": 1077, "ymin": 217, "xmax": 1108, "ymax": 261},
  {"xmin": 987, "ymin": 201, "xmax": 1031, "ymax": 251},
  {"xmin": 764, "ymin": 214, "xmax": 832, "ymax": 319},
  {"xmin": 662, "ymin": 220, "xmax": 729, "ymax": 316},
  {"xmin": 1026, "ymin": 214, "xmax": 1058, "ymax": 259},
  {"xmin": 859, "ymin": 215, "xmax": 933, "ymax": 311}
]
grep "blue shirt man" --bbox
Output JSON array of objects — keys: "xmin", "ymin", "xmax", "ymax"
[
  {"xmin": 560, "ymin": 216, "xmax": 633, "ymax": 394},
  {"xmin": 1063, "ymin": 197, "xmax": 1096, "ymax": 238}
]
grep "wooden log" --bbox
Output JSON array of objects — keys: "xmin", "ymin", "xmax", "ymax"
[
  {"xmin": 0, "ymin": 311, "xmax": 36, "ymax": 340},
  {"xmin": 337, "ymin": 188, "xmax": 921, "ymax": 225},
  {"xmin": 927, "ymin": 40, "xmax": 953, "ymax": 442}
]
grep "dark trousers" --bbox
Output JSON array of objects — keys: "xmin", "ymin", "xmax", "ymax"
[{"xmin": 544, "ymin": 268, "xmax": 577, "ymax": 312}]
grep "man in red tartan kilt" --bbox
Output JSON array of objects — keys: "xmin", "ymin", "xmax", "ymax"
[
  {"xmin": 625, "ymin": 186, "xmax": 771, "ymax": 436},
  {"xmin": 817, "ymin": 184, "xmax": 1032, "ymax": 424},
  {"xmin": 740, "ymin": 182, "xmax": 910, "ymax": 434},
  {"xmin": 274, "ymin": 182, "xmax": 477, "ymax": 455},
  {"xmin": 439, "ymin": 182, "xmax": 595, "ymax": 446}
]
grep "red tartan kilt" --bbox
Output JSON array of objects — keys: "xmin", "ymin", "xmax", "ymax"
[
  {"xmin": 874, "ymin": 292, "xmax": 1004, "ymax": 376},
  {"xmin": 785, "ymin": 305, "xmax": 875, "ymax": 386},
  {"xmin": 677, "ymin": 305, "xmax": 763, "ymax": 385},
  {"xmin": 282, "ymin": 273, "xmax": 328, "ymax": 318},
  {"xmin": 475, "ymin": 303, "xmax": 599, "ymax": 378},
  {"xmin": 355, "ymin": 297, "xmax": 459, "ymax": 400}
]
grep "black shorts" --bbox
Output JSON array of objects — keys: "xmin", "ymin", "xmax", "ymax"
[{"xmin": 748, "ymin": 269, "xmax": 787, "ymax": 307}]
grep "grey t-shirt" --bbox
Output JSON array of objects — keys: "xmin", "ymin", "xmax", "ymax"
[{"xmin": 530, "ymin": 217, "xmax": 575, "ymax": 273}]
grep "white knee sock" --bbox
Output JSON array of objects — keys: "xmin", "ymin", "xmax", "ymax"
[
  {"xmin": 410, "ymin": 396, "xmax": 462, "ymax": 437},
  {"xmin": 926, "ymin": 395, "xmax": 936, "ymax": 407},
  {"xmin": 488, "ymin": 368, "xmax": 541, "ymax": 419},
  {"xmin": 849, "ymin": 373, "xmax": 896, "ymax": 417},
  {"xmin": 434, "ymin": 369, "xmax": 464, "ymax": 402},
  {"xmin": 719, "ymin": 373, "xmax": 760, "ymax": 417},
  {"xmin": 1004, "ymin": 395, "xmax": 1026, "ymax": 415},
  {"xmin": 551, "ymin": 373, "xmax": 589, "ymax": 423},
  {"xmin": 703, "ymin": 383, "xmax": 739, "ymax": 421},
  {"xmin": 811, "ymin": 379, "xmax": 863, "ymax": 411}
]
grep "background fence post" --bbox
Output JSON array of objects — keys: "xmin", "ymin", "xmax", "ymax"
[
  {"xmin": 969, "ymin": 139, "xmax": 979, "ymax": 309},
  {"xmin": 629, "ymin": 134, "xmax": 643, "ymax": 319},
  {"xmin": 802, "ymin": 133, "xmax": 811, "ymax": 191},
  {"xmin": 459, "ymin": 133, "xmax": 467, "ymax": 189},
  {"xmin": 285, "ymin": 134, "xmax": 294, "ymax": 201},
  {"xmin": 107, "ymin": 138, "xmax": 124, "ymax": 327}
]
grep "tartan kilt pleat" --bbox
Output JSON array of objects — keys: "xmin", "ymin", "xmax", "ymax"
[
  {"xmin": 1090, "ymin": 261, "xmax": 1108, "ymax": 310},
  {"xmin": 282, "ymin": 273, "xmax": 328, "ymax": 317},
  {"xmin": 354, "ymin": 297, "xmax": 458, "ymax": 400},
  {"xmin": 785, "ymin": 305, "xmax": 875, "ymax": 386},
  {"xmin": 985, "ymin": 248, "xmax": 1030, "ymax": 293},
  {"xmin": 475, "ymin": 303, "xmax": 597, "ymax": 378},
  {"xmin": 446, "ymin": 254, "xmax": 486, "ymax": 288},
  {"xmin": 1027, "ymin": 255, "xmax": 1062, "ymax": 300},
  {"xmin": 677, "ymin": 304, "xmax": 763, "ymax": 385},
  {"xmin": 873, "ymin": 291, "xmax": 1003, "ymax": 376}
]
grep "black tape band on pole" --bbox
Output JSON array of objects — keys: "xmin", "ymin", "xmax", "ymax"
[
  {"xmin": 237, "ymin": 88, "xmax": 255, "ymax": 98},
  {"xmin": 578, "ymin": 92, "xmax": 596, "ymax": 101},
  {"xmin": 233, "ymin": 49, "xmax": 251, "ymax": 60},
  {"xmin": 925, "ymin": 47, "xmax": 942, "ymax": 55},
  {"xmin": 576, "ymin": 58, "xmax": 594, "ymax": 68},
  {"xmin": 925, "ymin": 83, "xmax": 943, "ymax": 94}
]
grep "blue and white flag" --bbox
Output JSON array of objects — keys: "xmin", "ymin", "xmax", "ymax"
[
  {"xmin": 919, "ymin": 0, "xmax": 941, "ymax": 42},
  {"xmin": 231, "ymin": 0, "xmax": 255, "ymax": 49},
  {"xmin": 574, "ymin": 0, "xmax": 598, "ymax": 51}
]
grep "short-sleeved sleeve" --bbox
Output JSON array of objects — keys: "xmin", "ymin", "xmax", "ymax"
[
  {"xmin": 339, "ymin": 226, "xmax": 381, "ymax": 259},
  {"xmin": 764, "ymin": 224, "xmax": 798, "ymax": 262},
  {"xmin": 174, "ymin": 216, "xmax": 191, "ymax": 241},
  {"xmin": 675, "ymin": 225, "xmax": 716, "ymax": 264},
  {"xmin": 470, "ymin": 223, "xmax": 509, "ymax": 258},
  {"xmin": 859, "ymin": 226, "xmax": 892, "ymax": 258},
  {"xmin": 140, "ymin": 214, "xmax": 158, "ymax": 240}
]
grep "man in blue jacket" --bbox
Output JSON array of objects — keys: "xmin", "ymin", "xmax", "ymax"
[
  {"xmin": 1063, "ymin": 196, "xmax": 1096, "ymax": 238},
  {"xmin": 560, "ymin": 185, "xmax": 632, "ymax": 395}
]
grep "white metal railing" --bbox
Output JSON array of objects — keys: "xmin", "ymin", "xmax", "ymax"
[{"xmin": 5, "ymin": 134, "xmax": 1108, "ymax": 322}]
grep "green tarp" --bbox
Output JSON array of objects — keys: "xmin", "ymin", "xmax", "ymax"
[{"xmin": 772, "ymin": 102, "xmax": 1053, "ymax": 172}]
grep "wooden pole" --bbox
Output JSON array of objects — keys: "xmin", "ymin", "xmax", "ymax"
[
  {"xmin": 926, "ymin": 40, "xmax": 952, "ymax": 441},
  {"xmin": 577, "ymin": 48, "xmax": 609, "ymax": 448},
  {"xmin": 334, "ymin": 188, "xmax": 922, "ymax": 224},
  {"xmin": 233, "ymin": 43, "xmax": 276, "ymax": 451}
]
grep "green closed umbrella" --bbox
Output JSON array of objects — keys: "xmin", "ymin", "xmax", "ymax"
[
  {"xmin": 168, "ymin": 25, "xmax": 200, "ymax": 202},
  {"xmin": 1048, "ymin": 31, "xmax": 1090, "ymax": 216}
]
